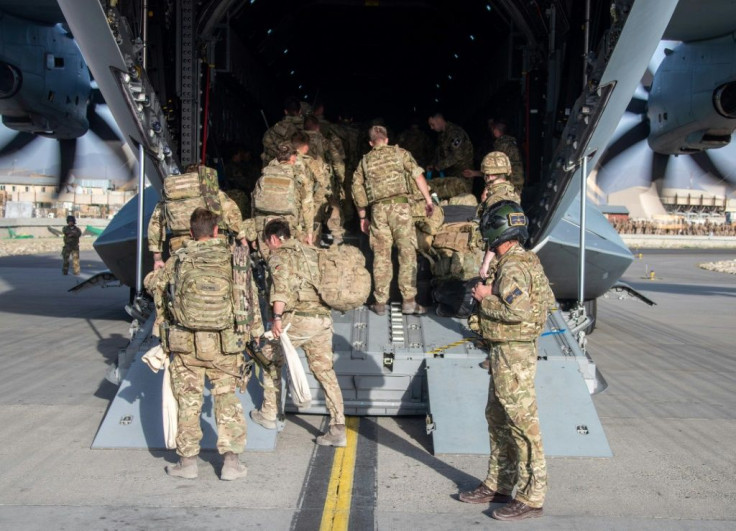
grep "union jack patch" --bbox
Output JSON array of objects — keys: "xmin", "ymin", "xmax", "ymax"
[{"xmin": 508, "ymin": 213, "xmax": 526, "ymax": 226}]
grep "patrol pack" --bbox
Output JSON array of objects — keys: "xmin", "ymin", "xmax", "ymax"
[
  {"xmin": 162, "ymin": 166, "xmax": 223, "ymax": 234},
  {"xmin": 252, "ymin": 163, "xmax": 298, "ymax": 216}
]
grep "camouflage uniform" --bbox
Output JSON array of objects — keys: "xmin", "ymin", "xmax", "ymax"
[
  {"xmin": 252, "ymin": 159, "xmax": 314, "ymax": 246},
  {"xmin": 352, "ymin": 144, "xmax": 424, "ymax": 304},
  {"xmin": 299, "ymin": 152, "xmax": 344, "ymax": 241},
  {"xmin": 259, "ymin": 238, "xmax": 345, "ymax": 426},
  {"xmin": 493, "ymin": 135, "xmax": 525, "ymax": 193},
  {"xmin": 433, "ymin": 121, "xmax": 473, "ymax": 177},
  {"xmin": 62, "ymin": 224, "xmax": 82, "ymax": 275},
  {"xmin": 262, "ymin": 115, "xmax": 304, "ymax": 166},
  {"xmin": 148, "ymin": 191, "xmax": 246, "ymax": 255},
  {"xmin": 150, "ymin": 238, "xmax": 264, "ymax": 458},
  {"xmin": 478, "ymin": 181, "xmax": 521, "ymax": 218},
  {"xmin": 477, "ymin": 244, "xmax": 555, "ymax": 509}
]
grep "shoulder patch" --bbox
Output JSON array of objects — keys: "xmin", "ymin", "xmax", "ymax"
[
  {"xmin": 504, "ymin": 285, "xmax": 524, "ymax": 305},
  {"xmin": 451, "ymin": 137, "xmax": 463, "ymax": 148}
]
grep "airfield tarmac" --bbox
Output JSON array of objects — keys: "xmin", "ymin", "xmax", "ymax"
[{"xmin": 0, "ymin": 248, "xmax": 734, "ymax": 530}]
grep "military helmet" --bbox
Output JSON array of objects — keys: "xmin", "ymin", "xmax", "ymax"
[
  {"xmin": 479, "ymin": 200, "xmax": 528, "ymax": 249},
  {"xmin": 66, "ymin": 215, "xmax": 76, "ymax": 224},
  {"xmin": 481, "ymin": 151, "xmax": 512, "ymax": 176}
]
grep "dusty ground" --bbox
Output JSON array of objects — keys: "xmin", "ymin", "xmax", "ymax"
[
  {"xmin": 698, "ymin": 259, "xmax": 736, "ymax": 275},
  {"xmin": 0, "ymin": 236, "xmax": 97, "ymax": 257}
]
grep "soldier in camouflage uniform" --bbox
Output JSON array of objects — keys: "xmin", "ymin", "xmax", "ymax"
[
  {"xmin": 460, "ymin": 201, "xmax": 555, "ymax": 521},
  {"xmin": 148, "ymin": 208, "xmax": 264, "ymax": 481},
  {"xmin": 292, "ymin": 132, "xmax": 344, "ymax": 244},
  {"xmin": 476, "ymin": 152, "xmax": 521, "ymax": 280},
  {"xmin": 252, "ymin": 143, "xmax": 315, "ymax": 249},
  {"xmin": 352, "ymin": 125, "xmax": 435, "ymax": 315},
  {"xmin": 427, "ymin": 112, "xmax": 474, "ymax": 177},
  {"xmin": 261, "ymin": 97, "xmax": 304, "ymax": 166},
  {"xmin": 251, "ymin": 219, "xmax": 347, "ymax": 446},
  {"xmin": 492, "ymin": 119, "xmax": 525, "ymax": 193},
  {"xmin": 61, "ymin": 215, "xmax": 82, "ymax": 275},
  {"xmin": 148, "ymin": 173, "xmax": 247, "ymax": 271},
  {"xmin": 397, "ymin": 119, "xmax": 432, "ymax": 168}
]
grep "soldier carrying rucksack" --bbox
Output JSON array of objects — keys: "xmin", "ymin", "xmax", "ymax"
[{"xmin": 148, "ymin": 207, "xmax": 264, "ymax": 481}]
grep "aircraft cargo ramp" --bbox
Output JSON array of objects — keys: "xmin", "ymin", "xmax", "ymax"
[{"xmin": 94, "ymin": 307, "xmax": 611, "ymax": 457}]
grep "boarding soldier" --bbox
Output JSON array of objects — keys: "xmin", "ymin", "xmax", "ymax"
[
  {"xmin": 352, "ymin": 125, "xmax": 434, "ymax": 315},
  {"xmin": 262, "ymin": 97, "xmax": 304, "ymax": 166},
  {"xmin": 492, "ymin": 118, "xmax": 525, "ymax": 193},
  {"xmin": 476, "ymin": 152, "xmax": 521, "ymax": 280},
  {"xmin": 460, "ymin": 201, "xmax": 555, "ymax": 521},
  {"xmin": 250, "ymin": 218, "xmax": 347, "ymax": 446},
  {"xmin": 293, "ymin": 132, "xmax": 345, "ymax": 245},
  {"xmin": 252, "ymin": 143, "xmax": 315, "ymax": 249},
  {"xmin": 397, "ymin": 119, "xmax": 432, "ymax": 168},
  {"xmin": 62, "ymin": 215, "xmax": 82, "ymax": 275},
  {"xmin": 427, "ymin": 112, "xmax": 474, "ymax": 177},
  {"xmin": 149, "ymin": 207, "xmax": 264, "ymax": 481},
  {"xmin": 148, "ymin": 165, "xmax": 246, "ymax": 270}
]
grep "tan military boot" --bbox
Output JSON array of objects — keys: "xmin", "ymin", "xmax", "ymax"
[
  {"xmin": 316, "ymin": 424, "xmax": 347, "ymax": 447},
  {"xmin": 220, "ymin": 452, "xmax": 248, "ymax": 481},
  {"xmin": 402, "ymin": 298, "xmax": 427, "ymax": 315},
  {"xmin": 250, "ymin": 409, "xmax": 277, "ymax": 430},
  {"xmin": 370, "ymin": 303, "xmax": 387, "ymax": 316},
  {"xmin": 166, "ymin": 455, "xmax": 198, "ymax": 479}
]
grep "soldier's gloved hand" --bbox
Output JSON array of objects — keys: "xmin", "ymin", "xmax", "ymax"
[{"xmin": 425, "ymin": 201, "xmax": 435, "ymax": 218}]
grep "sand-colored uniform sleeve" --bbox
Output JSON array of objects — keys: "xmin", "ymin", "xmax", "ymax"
[
  {"xmin": 147, "ymin": 201, "xmax": 166, "ymax": 253},
  {"xmin": 268, "ymin": 249, "xmax": 296, "ymax": 309},
  {"xmin": 219, "ymin": 191, "xmax": 245, "ymax": 240},
  {"xmin": 351, "ymin": 156, "xmax": 369, "ymax": 208},
  {"xmin": 480, "ymin": 259, "xmax": 534, "ymax": 324}
]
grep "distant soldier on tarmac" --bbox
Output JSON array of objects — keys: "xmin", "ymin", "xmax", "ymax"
[{"xmin": 62, "ymin": 215, "xmax": 82, "ymax": 275}]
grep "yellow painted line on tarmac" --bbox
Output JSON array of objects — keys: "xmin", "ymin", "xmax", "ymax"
[{"xmin": 319, "ymin": 416, "xmax": 360, "ymax": 531}]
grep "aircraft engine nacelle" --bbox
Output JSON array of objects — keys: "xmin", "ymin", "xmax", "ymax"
[
  {"xmin": 0, "ymin": 12, "xmax": 90, "ymax": 139},
  {"xmin": 647, "ymin": 36, "xmax": 736, "ymax": 155}
]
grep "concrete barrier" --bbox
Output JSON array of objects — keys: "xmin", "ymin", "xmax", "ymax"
[
  {"xmin": 0, "ymin": 218, "xmax": 109, "ymax": 239},
  {"xmin": 621, "ymin": 234, "xmax": 736, "ymax": 249}
]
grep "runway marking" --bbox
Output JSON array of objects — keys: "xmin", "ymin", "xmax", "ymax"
[{"xmin": 320, "ymin": 416, "xmax": 360, "ymax": 531}]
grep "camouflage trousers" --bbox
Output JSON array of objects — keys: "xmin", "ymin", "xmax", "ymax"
[
  {"xmin": 170, "ymin": 352, "xmax": 247, "ymax": 457},
  {"xmin": 62, "ymin": 246, "xmax": 80, "ymax": 275},
  {"xmin": 369, "ymin": 202, "xmax": 417, "ymax": 303},
  {"xmin": 260, "ymin": 314, "xmax": 344, "ymax": 426},
  {"xmin": 483, "ymin": 340, "xmax": 547, "ymax": 508}
]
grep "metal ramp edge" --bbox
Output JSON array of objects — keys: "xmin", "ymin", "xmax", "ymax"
[
  {"xmin": 92, "ymin": 351, "xmax": 281, "ymax": 451},
  {"xmin": 426, "ymin": 315, "xmax": 612, "ymax": 457}
]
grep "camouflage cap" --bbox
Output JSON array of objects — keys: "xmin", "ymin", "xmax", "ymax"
[{"xmin": 481, "ymin": 151, "xmax": 512, "ymax": 176}]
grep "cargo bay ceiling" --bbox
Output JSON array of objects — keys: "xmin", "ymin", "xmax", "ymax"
[{"xmin": 125, "ymin": 0, "xmax": 612, "ymax": 157}]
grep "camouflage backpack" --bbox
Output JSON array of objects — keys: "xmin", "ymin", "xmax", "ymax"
[
  {"xmin": 431, "ymin": 221, "xmax": 484, "ymax": 280},
  {"xmin": 296, "ymin": 243, "xmax": 371, "ymax": 312},
  {"xmin": 163, "ymin": 166, "xmax": 223, "ymax": 234},
  {"xmin": 362, "ymin": 145, "xmax": 410, "ymax": 203},
  {"xmin": 252, "ymin": 162, "xmax": 298, "ymax": 216},
  {"xmin": 170, "ymin": 242, "xmax": 234, "ymax": 331}
]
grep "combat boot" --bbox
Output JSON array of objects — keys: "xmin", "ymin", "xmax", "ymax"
[
  {"xmin": 402, "ymin": 298, "xmax": 427, "ymax": 315},
  {"xmin": 370, "ymin": 303, "xmax": 387, "ymax": 316},
  {"xmin": 458, "ymin": 483, "xmax": 512, "ymax": 504},
  {"xmin": 316, "ymin": 424, "xmax": 347, "ymax": 447},
  {"xmin": 491, "ymin": 499, "xmax": 543, "ymax": 521},
  {"xmin": 166, "ymin": 455, "xmax": 198, "ymax": 479},
  {"xmin": 220, "ymin": 452, "xmax": 248, "ymax": 481},
  {"xmin": 250, "ymin": 409, "xmax": 277, "ymax": 430}
]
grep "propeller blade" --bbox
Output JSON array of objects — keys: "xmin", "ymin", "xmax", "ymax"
[
  {"xmin": 626, "ymin": 97, "xmax": 647, "ymax": 115},
  {"xmin": 0, "ymin": 132, "xmax": 36, "ymax": 157},
  {"xmin": 651, "ymin": 151, "xmax": 670, "ymax": 181},
  {"xmin": 598, "ymin": 120, "xmax": 650, "ymax": 168},
  {"xmin": 88, "ymin": 107, "xmax": 121, "ymax": 142},
  {"xmin": 58, "ymin": 138, "xmax": 77, "ymax": 190},
  {"xmin": 691, "ymin": 152, "xmax": 732, "ymax": 183}
]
